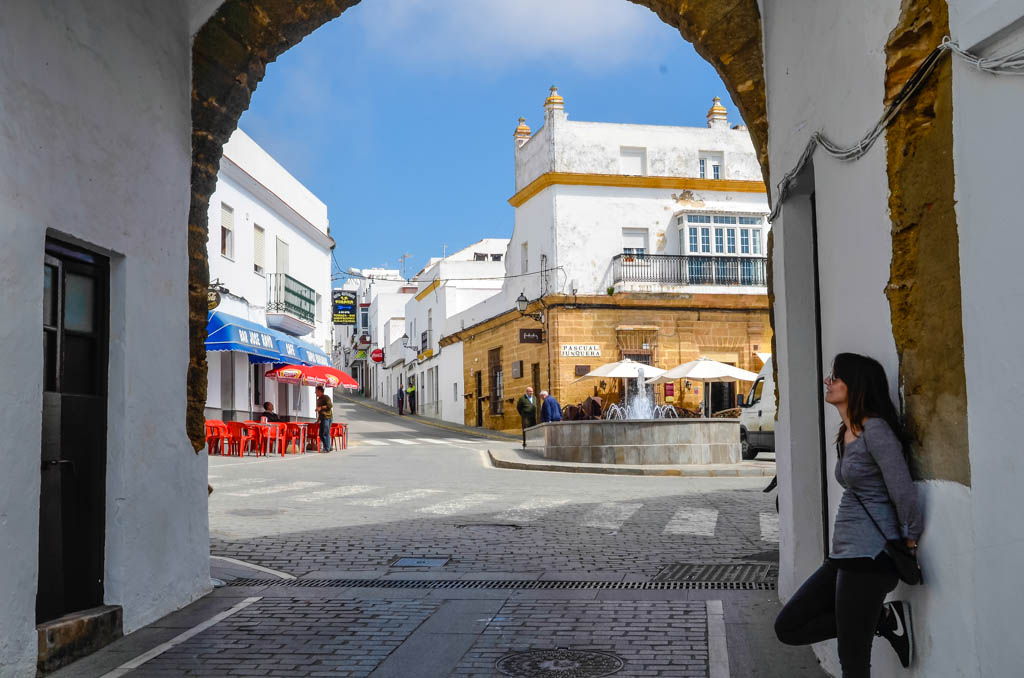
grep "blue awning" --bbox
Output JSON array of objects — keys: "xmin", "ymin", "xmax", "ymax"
[
  {"xmin": 206, "ymin": 311, "xmax": 282, "ymax": 364},
  {"xmin": 289, "ymin": 335, "xmax": 332, "ymax": 366}
]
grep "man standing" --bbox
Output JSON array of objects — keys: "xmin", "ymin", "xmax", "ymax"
[
  {"xmin": 516, "ymin": 386, "xmax": 538, "ymax": 429},
  {"xmin": 315, "ymin": 385, "xmax": 333, "ymax": 452},
  {"xmin": 539, "ymin": 390, "xmax": 562, "ymax": 423},
  {"xmin": 396, "ymin": 384, "xmax": 405, "ymax": 415}
]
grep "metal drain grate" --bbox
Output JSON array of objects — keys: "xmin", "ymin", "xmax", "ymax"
[
  {"xmin": 654, "ymin": 562, "xmax": 777, "ymax": 584},
  {"xmin": 496, "ymin": 648, "xmax": 624, "ymax": 677},
  {"xmin": 227, "ymin": 576, "xmax": 775, "ymax": 591}
]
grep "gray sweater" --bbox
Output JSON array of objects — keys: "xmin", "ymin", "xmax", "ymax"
[{"xmin": 831, "ymin": 418, "xmax": 923, "ymax": 560}]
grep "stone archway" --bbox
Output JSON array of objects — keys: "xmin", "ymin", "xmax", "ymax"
[{"xmin": 187, "ymin": 0, "xmax": 768, "ymax": 449}]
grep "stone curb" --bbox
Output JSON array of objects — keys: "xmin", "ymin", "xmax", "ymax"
[
  {"xmin": 338, "ymin": 394, "xmax": 520, "ymax": 442},
  {"xmin": 487, "ymin": 449, "xmax": 775, "ymax": 477}
]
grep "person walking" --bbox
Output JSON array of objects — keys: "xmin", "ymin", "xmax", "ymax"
[
  {"xmin": 539, "ymin": 390, "xmax": 562, "ymax": 423},
  {"xmin": 774, "ymin": 353, "xmax": 922, "ymax": 676},
  {"xmin": 406, "ymin": 381, "xmax": 417, "ymax": 415},
  {"xmin": 395, "ymin": 384, "xmax": 405, "ymax": 415},
  {"xmin": 314, "ymin": 385, "xmax": 333, "ymax": 453}
]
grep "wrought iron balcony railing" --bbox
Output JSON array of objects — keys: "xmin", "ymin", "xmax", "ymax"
[
  {"xmin": 611, "ymin": 254, "xmax": 768, "ymax": 287},
  {"xmin": 267, "ymin": 273, "xmax": 316, "ymax": 325}
]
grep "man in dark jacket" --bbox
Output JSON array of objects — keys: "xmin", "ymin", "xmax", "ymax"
[
  {"xmin": 516, "ymin": 386, "xmax": 537, "ymax": 429},
  {"xmin": 539, "ymin": 390, "xmax": 562, "ymax": 423}
]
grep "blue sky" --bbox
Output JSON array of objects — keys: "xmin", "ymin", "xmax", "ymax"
[{"xmin": 238, "ymin": 0, "xmax": 737, "ymax": 279}]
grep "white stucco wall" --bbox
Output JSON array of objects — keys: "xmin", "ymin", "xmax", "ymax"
[
  {"xmin": 947, "ymin": 6, "xmax": 1024, "ymax": 676},
  {"xmin": 765, "ymin": 1, "xmax": 984, "ymax": 675},
  {"xmin": 0, "ymin": 2, "xmax": 210, "ymax": 675}
]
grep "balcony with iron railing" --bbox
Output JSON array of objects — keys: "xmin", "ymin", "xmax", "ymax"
[
  {"xmin": 611, "ymin": 254, "xmax": 768, "ymax": 289},
  {"xmin": 266, "ymin": 273, "xmax": 317, "ymax": 336}
]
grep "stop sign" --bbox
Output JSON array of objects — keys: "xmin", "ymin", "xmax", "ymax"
[{"xmin": 370, "ymin": 348, "xmax": 384, "ymax": 363}]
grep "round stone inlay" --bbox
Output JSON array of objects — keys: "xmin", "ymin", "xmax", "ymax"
[{"xmin": 495, "ymin": 648, "xmax": 624, "ymax": 677}]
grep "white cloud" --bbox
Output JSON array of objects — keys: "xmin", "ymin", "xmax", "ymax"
[{"xmin": 355, "ymin": 0, "xmax": 672, "ymax": 71}]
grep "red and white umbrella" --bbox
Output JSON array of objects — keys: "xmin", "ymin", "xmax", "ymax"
[{"xmin": 265, "ymin": 365, "xmax": 359, "ymax": 390}]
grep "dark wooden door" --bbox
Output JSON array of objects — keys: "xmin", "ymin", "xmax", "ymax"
[
  {"xmin": 474, "ymin": 371, "xmax": 483, "ymax": 427},
  {"xmin": 38, "ymin": 240, "xmax": 109, "ymax": 623},
  {"xmin": 531, "ymin": 363, "xmax": 541, "ymax": 398}
]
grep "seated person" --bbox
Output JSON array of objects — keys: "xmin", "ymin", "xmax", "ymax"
[{"xmin": 259, "ymin": 401, "xmax": 284, "ymax": 422}]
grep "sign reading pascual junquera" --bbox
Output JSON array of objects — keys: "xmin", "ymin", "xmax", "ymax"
[{"xmin": 560, "ymin": 344, "xmax": 601, "ymax": 358}]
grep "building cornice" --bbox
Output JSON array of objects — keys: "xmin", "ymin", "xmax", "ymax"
[
  {"xmin": 508, "ymin": 172, "xmax": 767, "ymax": 208},
  {"xmin": 221, "ymin": 155, "xmax": 336, "ymax": 250}
]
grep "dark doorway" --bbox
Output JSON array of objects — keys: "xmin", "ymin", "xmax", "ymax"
[
  {"xmin": 39, "ymin": 239, "xmax": 110, "ymax": 624},
  {"xmin": 474, "ymin": 371, "xmax": 483, "ymax": 427},
  {"xmin": 531, "ymin": 363, "xmax": 541, "ymax": 398},
  {"xmin": 709, "ymin": 382, "xmax": 736, "ymax": 414}
]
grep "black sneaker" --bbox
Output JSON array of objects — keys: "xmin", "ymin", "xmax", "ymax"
[{"xmin": 877, "ymin": 601, "xmax": 913, "ymax": 667}]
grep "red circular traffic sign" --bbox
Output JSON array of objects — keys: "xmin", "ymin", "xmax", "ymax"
[{"xmin": 370, "ymin": 348, "xmax": 384, "ymax": 363}]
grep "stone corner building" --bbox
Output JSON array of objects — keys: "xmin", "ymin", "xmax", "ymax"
[
  {"xmin": 439, "ymin": 91, "xmax": 772, "ymax": 433},
  {"xmin": 1, "ymin": 1, "xmax": 1020, "ymax": 676}
]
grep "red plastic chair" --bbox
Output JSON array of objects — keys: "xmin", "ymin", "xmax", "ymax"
[
  {"xmin": 262, "ymin": 423, "xmax": 287, "ymax": 456},
  {"xmin": 330, "ymin": 423, "xmax": 348, "ymax": 450},
  {"xmin": 225, "ymin": 422, "xmax": 257, "ymax": 456},
  {"xmin": 205, "ymin": 420, "xmax": 230, "ymax": 455},
  {"xmin": 305, "ymin": 422, "xmax": 322, "ymax": 452},
  {"xmin": 284, "ymin": 423, "xmax": 306, "ymax": 455}
]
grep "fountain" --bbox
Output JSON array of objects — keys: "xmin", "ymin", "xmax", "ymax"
[{"xmin": 525, "ymin": 368, "xmax": 740, "ymax": 465}]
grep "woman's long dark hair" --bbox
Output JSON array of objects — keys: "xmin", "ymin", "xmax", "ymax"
[{"xmin": 832, "ymin": 352, "xmax": 907, "ymax": 458}]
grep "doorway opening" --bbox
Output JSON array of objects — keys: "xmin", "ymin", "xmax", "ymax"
[{"xmin": 39, "ymin": 238, "xmax": 110, "ymax": 624}]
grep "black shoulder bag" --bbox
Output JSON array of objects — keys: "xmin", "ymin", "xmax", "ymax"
[{"xmin": 850, "ymin": 427, "xmax": 923, "ymax": 585}]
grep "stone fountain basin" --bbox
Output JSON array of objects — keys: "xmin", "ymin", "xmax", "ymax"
[{"xmin": 524, "ymin": 419, "xmax": 740, "ymax": 465}]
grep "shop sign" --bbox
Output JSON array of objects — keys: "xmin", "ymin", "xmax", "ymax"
[
  {"xmin": 207, "ymin": 289, "xmax": 221, "ymax": 310},
  {"xmin": 332, "ymin": 290, "xmax": 357, "ymax": 325},
  {"xmin": 370, "ymin": 348, "xmax": 384, "ymax": 363},
  {"xmin": 354, "ymin": 349, "xmax": 367, "ymax": 360},
  {"xmin": 561, "ymin": 344, "xmax": 601, "ymax": 358},
  {"xmin": 519, "ymin": 328, "xmax": 544, "ymax": 344}
]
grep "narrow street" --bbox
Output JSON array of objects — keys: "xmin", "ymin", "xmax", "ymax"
[{"xmin": 55, "ymin": 399, "xmax": 823, "ymax": 678}]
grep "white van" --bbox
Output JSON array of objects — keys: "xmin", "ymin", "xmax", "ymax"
[{"xmin": 739, "ymin": 357, "xmax": 775, "ymax": 459}]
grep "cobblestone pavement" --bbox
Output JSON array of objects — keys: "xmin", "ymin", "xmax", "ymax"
[
  {"xmin": 451, "ymin": 600, "xmax": 709, "ymax": 677},
  {"xmin": 55, "ymin": 399, "xmax": 825, "ymax": 678}
]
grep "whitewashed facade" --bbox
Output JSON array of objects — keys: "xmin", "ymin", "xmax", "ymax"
[
  {"xmin": 0, "ymin": 3, "xmax": 223, "ymax": 674},
  {"xmin": 765, "ymin": 2, "xmax": 1024, "ymax": 676},
  {"xmin": 401, "ymin": 239, "xmax": 509, "ymax": 423},
  {"xmin": 336, "ymin": 269, "xmax": 415, "ymax": 400},
  {"xmin": 504, "ymin": 90, "xmax": 770, "ymax": 306},
  {"xmin": 204, "ymin": 129, "xmax": 334, "ymax": 422}
]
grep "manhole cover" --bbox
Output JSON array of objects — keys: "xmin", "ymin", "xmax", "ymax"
[
  {"xmin": 496, "ymin": 649, "xmax": 623, "ymax": 677},
  {"xmin": 227, "ymin": 508, "xmax": 283, "ymax": 517},
  {"xmin": 391, "ymin": 557, "xmax": 449, "ymax": 567}
]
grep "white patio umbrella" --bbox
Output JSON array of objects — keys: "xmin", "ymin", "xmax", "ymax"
[
  {"xmin": 646, "ymin": 357, "xmax": 757, "ymax": 417},
  {"xmin": 646, "ymin": 357, "xmax": 758, "ymax": 385},
  {"xmin": 573, "ymin": 358, "xmax": 666, "ymax": 382}
]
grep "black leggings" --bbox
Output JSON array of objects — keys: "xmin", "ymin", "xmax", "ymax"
[{"xmin": 775, "ymin": 559, "xmax": 898, "ymax": 678}]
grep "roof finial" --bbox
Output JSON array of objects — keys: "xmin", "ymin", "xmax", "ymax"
[
  {"xmin": 545, "ymin": 85, "xmax": 565, "ymax": 111},
  {"xmin": 514, "ymin": 116, "xmax": 532, "ymax": 147},
  {"xmin": 706, "ymin": 96, "xmax": 728, "ymax": 128}
]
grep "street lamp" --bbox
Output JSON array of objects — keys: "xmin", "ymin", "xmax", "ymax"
[
  {"xmin": 515, "ymin": 292, "xmax": 544, "ymax": 323},
  {"xmin": 401, "ymin": 333, "xmax": 415, "ymax": 350}
]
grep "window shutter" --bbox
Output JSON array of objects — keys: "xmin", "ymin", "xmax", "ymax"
[
  {"xmin": 254, "ymin": 225, "xmax": 265, "ymax": 272},
  {"xmin": 221, "ymin": 203, "xmax": 234, "ymax": 232},
  {"xmin": 276, "ymin": 237, "xmax": 289, "ymax": 275}
]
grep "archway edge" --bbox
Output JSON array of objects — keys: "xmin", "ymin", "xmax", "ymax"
[{"xmin": 187, "ymin": 0, "xmax": 768, "ymax": 448}]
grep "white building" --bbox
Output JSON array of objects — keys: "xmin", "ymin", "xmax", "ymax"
[
  {"xmin": 335, "ymin": 269, "xmax": 416, "ymax": 398},
  {"xmin": 204, "ymin": 129, "xmax": 334, "ymax": 422},
  {"xmin": 397, "ymin": 239, "xmax": 509, "ymax": 422},
  {"xmin": 504, "ymin": 89, "xmax": 770, "ymax": 306}
]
